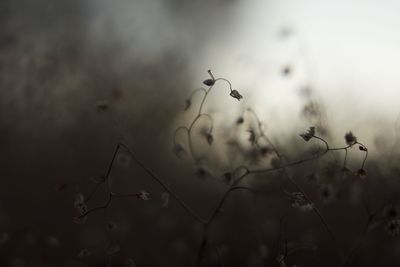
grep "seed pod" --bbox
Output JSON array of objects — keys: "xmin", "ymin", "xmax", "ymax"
[{"xmin": 203, "ymin": 79, "xmax": 215, "ymax": 86}]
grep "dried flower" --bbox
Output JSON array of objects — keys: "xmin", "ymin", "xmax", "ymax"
[
  {"xmin": 107, "ymin": 221, "xmax": 117, "ymax": 231},
  {"xmin": 173, "ymin": 143, "xmax": 186, "ymax": 159},
  {"xmin": 74, "ymin": 193, "xmax": 87, "ymax": 215},
  {"xmin": 359, "ymin": 145, "xmax": 367, "ymax": 151},
  {"xmin": 203, "ymin": 79, "xmax": 215, "ymax": 86},
  {"xmin": 194, "ymin": 167, "xmax": 211, "ymax": 179},
  {"xmin": 74, "ymin": 193, "xmax": 84, "ymax": 208},
  {"xmin": 276, "ymin": 254, "xmax": 286, "ymax": 267},
  {"xmin": 356, "ymin": 168, "xmax": 367, "ymax": 179},
  {"xmin": 247, "ymin": 129, "xmax": 257, "ymax": 145},
  {"xmin": 289, "ymin": 192, "xmax": 313, "ymax": 211},
  {"xmin": 230, "ymin": 90, "xmax": 243, "ymax": 100},
  {"xmin": 282, "ymin": 65, "xmax": 291, "ymax": 76},
  {"xmin": 318, "ymin": 184, "xmax": 336, "ymax": 203},
  {"xmin": 96, "ymin": 101, "xmax": 109, "ymax": 112},
  {"xmin": 236, "ymin": 117, "xmax": 244, "ymax": 124},
  {"xmin": 345, "ymin": 132, "xmax": 357, "ymax": 146},
  {"xmin": 386, "ymin": 218, "xmax": 400, "ymax": 237},
  {"xmin": 260, "ymin": 146, "xmax": 271, "ymax": 156},
  {"xmin": 300, "ymin": 127, "xmax": 315, "ymax": 142},
  {"xmin": 302, "ymin": 102, "xmax": 321, "ymax": 120},
  {"xmin": 138, "ymin": 190, "xmax": 150, "ymax": 201},
  {"xmin": 222, "ymin": 172, "xmax": 232, "ymax": 184},
  {"xmin": 205, "ymin": 133, "xmax": 214, "ymax": 145}
]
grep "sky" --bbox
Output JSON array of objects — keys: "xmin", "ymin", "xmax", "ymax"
[{"xmin": 193, "ymin": 0, "xmax": 400, "ymax": 147}]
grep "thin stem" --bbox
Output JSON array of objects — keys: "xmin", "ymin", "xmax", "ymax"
[
  {"xmin": 248, "ymin": 150, "xmax": 329, "ymax": 174},
  {"xmin": 341, "ymin": 200, "xmax": 389, "ymax": 267},
  {"xmin": 173, "ymin": 126, "xmax": 189, "ymax": 146},
  {"xmin": 184, "ymin": 73, "xmax": 237, "ymax": 161},
  {"xmin": 356, "ymin": 142, "xmax": 368, "ymax": 169},
  {"xmin": 196, "ymin": 176, "xmax": 280, "ymax": 266},
  {"xmin": 208, "ymin": 69, "xmax": 215, "ymax": 80},
  {"xmin": 84, "ymin": 180, "xmax": 104, "ymax": 204},
  {"xmin": 214, "ymin": 246, "xmax": 225, "ymax": 267},
  {"xmin": 238, "ymin": 115, "xmax": 346, "ymax": 261},
  {"xmin": 281, "ymin": 171, "xmax": 344, "ymax": 261},
  {"xmin": 312, "ymin": 135, "xmax": 330, "ymax": 150},
  {"xmin": 82, "ymin": 193, "xmax": 113, "ymax": 217},
  {"xmin": 199, "ymin": 113, "xmax": 214, "ymax": 132},
  {"xmin": 214, "ymin": 78, "xmax": 233, "ymax": 92},
  {"xmin": 341, "ymin": 216, "xmax": 372, "ymax": 267},
  {"xmin": 81, "ymin": 142, "xmax": 206, "ymax": 224},
  {"xmin": 183, "ymin": 74, "xmax": 369, "ymax": 265},
  {"xmin": 343, "ymin": 149, "xmax": 348, "ymax": 168},
  {"xmin": 276, "ymin": 214, "xmax": 288, "ymax": 267},
  {"xmin": 118, "ymin": 143, "xmax": 206, "ymax": 224}
]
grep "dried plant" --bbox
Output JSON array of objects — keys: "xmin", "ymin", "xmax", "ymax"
[{"xmin": 71, "ymin": 69, "xmax": 400, "ymax": 267}]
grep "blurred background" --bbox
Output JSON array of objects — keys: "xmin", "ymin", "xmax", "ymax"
[{"xmin": 1, "ymin": 0, "xmax": 400, "ymax": 266}]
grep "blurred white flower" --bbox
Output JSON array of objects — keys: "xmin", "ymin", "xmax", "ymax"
[
  {"xmin": 138, "ymin": 190, "xmax": 150, "ymax": 201},
  {"xmin": 289, "ymin": 192, "xmax": 313, "ymax": 212},
  {"xmin": 386, "ymin": 219, "xmax": 400, "ymax": 237}
]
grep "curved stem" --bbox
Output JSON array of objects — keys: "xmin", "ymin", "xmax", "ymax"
[
  {"xmin": 196, "ymin": 177, "xmax": 280, "ymax": 266},
  {"xmin": 82, "ymin": 193, "xmax": 113, "ymax": 217},
  {"xmin": 214, "ymin": 78, "xmax": 233, "ymax": 93},
  {"xmin": 249, "ymin": 149, "xmax": 329, "ymax": 174},
  {"xmin": 173, "ymin": 126, "xmax": 189, "ymax": 146},
  {"xmin": 199, "ymin": 113, "xmax": 214, "ymax": 132},
  {"xmin": 312, "ymin": 135, "xmax": 330, "ymax": 150},
  {"xmin": 84, "ymin": 180, "xmax": 104, "ymax": 204},
  {"xmin": 188, "ymin": 88, "xmax": 207, "ymax": 102},
  {"xmin": 343, "ymin": 148, "xmax": 348, "ymax": 168},
  {"xmin": 356, "ymin": 142, "xmax": 368, "ymax": 169},
  {"xmin": 185, "ymin": 74, "xmax": 237, "ymax": 161}
]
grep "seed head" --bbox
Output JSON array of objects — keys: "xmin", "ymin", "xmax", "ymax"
[
  {"xmin": 345, "ymin": 132, "xmax": 357, "ymax": 146},
  {"xmin": 300, "ymin": 126, "xmax": 315, "ymax": 142},
  {"xmin": 230, "ymin": 90, "xmax": 243, "ymax": 101}
]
